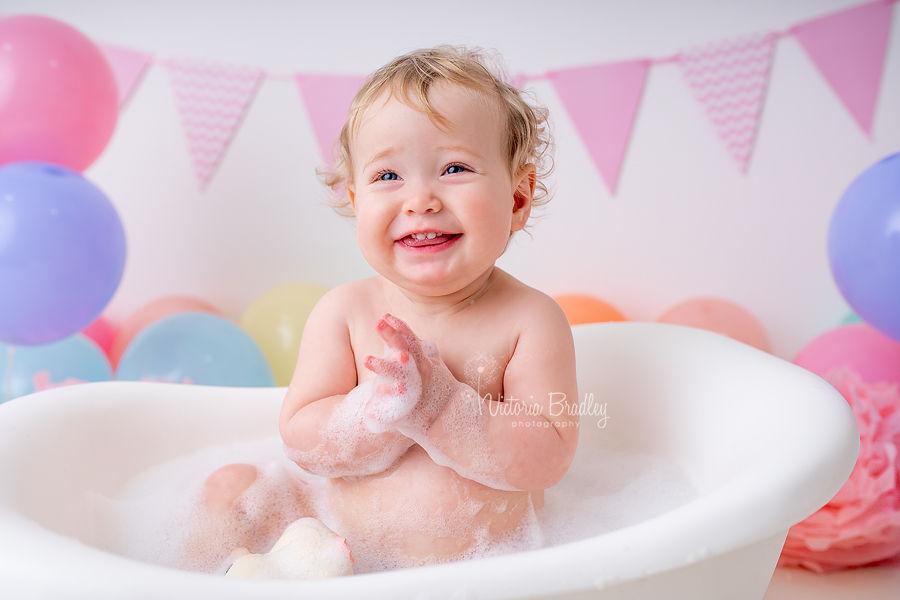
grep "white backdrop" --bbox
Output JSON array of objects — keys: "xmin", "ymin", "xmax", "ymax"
[{"xmin": 2, "ymin": 0, "xmax": 898, "ymax": 359}]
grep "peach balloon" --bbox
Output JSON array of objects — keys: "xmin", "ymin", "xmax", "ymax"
[
  {"xmin": 657, "ymin": 297, "xmax": 771, "ymax": 352},
  {"xmin": 553, "ymin": 294, "xmax": 626, "ymax": 326},
  {"xmin": 110, "ymin": 296, "xmax": 222, "ymax": 368}
]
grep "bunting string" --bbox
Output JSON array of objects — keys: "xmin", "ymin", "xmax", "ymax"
[{"xmin": 99, "ymin": 0, "xmax": 896, "ymax": 192}]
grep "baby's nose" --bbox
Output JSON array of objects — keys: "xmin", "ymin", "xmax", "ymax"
[{"xmin": 403, "ymin": 184, "xmax": 442, "ymax": 214}]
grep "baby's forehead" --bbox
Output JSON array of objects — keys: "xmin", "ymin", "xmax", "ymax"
[{"xmin": 360, "ymin": 82, "xmax": 503, "ymax": 132}]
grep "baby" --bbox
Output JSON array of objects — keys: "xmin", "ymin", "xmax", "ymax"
[{"xmin": 202, "ymin": 46, "xmax": 578, "ymax": 573}]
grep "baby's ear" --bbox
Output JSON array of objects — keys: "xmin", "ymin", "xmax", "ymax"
[
  {"xmin": 511, "ymin": 164, "xmax": 536, "ymax": 232},
  {"xmin": 346, "ymin": 181, "xmax": 357, "ymax": 213}
]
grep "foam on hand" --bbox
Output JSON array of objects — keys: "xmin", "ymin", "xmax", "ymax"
[
  {"xmin": 360, "ymin": 315, "xmax": 519, "ymax": 491},
  {"xmin": 283, "ymin": 377, "xmax": 415, "ymax": 479}
]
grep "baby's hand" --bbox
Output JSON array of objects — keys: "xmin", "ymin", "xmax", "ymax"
[{"xmin": 363, "ymin": 315, "xmax": 438, "ymax": 433}]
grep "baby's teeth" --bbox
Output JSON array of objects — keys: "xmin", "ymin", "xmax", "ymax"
[
  {"xmin": 412, "ymin": 232, "xmax": 441, "ymax": 240},
  {"xmin": 426, "ymin": 232, "xmax": 437, "ymax": 239}
]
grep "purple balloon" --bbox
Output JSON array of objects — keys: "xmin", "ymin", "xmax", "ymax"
[
  {"xmin": 0, "ymin": 162, "xmax": 126, "ymax": 345},
  {"xmin": 828, "ymin": 153, "xmax": 900, "ymax": 343}
]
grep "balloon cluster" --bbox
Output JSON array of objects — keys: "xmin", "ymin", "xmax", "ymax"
[
  {"xmin": 777, "ymin": 153, "xmax": 900, "ymax": 573},
  {"xmin": 0, "ymin": 15, "xmax": 125, "ymax": 402},
  {"xmin": 552, "ymin": 293, "xmax": 771, "ymax": 352},
  {"xmin": 1, "ymin": 284, "xmax": 328, "ymax": 403}
]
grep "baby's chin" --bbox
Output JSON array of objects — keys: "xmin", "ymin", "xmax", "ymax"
[{"xmin": 382, "ymin": 267, "xmax": 498, "ymax": 301}]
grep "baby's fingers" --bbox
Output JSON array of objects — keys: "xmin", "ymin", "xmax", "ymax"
[
  {"xmin": 379, "ymin": 314, "xmax": 427, "ymax": 362},
  {"xmin": 364, "ymin": 352, "xmax": 408, "ymax": 374}
]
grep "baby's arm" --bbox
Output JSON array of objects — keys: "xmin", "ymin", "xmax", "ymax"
[
  {"xmin": 365, "ymin": 303, "xmax": 579, "ymax": 491},
  {"xmin": 279, "ymin": 290, "xmax": 414, "ymax": 478}
]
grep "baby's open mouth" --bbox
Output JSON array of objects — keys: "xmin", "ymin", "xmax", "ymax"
[{"xmin": 399, "ymin": 232, "xmax": 459, "ymax": 248}]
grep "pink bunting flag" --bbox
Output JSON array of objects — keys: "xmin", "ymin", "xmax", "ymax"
[
  {"xmin": 790, "ymin": 0, "xmax": 893, "ymax": 137},
  {"xmin": 99, "ymin": 44, "xmax": 152, "ymax": 108},
  {"xmin": 165, "ymin": 59, "xmax": 263, "ymax": 189},
  {"xmin": 295, "ymin": 74, "xmax": 367, "ymax": 164},
  {"xmin": 549, "ymin": 60, "xmax": 650, "ymax": 193},
  {"xmin": 679, "ymin": 32, "xmax": 776, "ymax": 173}
]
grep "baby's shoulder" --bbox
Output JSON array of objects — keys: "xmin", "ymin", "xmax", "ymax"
[
  {"xmin": 306, "ymin": 278, "xmax": 381, "ymax": 326},
  {"xmin": 491, "ymin": 270, "xmax": 568, "ymax": 320}
]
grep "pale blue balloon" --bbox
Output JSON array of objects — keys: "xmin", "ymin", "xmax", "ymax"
[
  {"xmin": 840, "ymin": 312, "xmax": 862, "ymax": 325},
  {"xmin": 116, "ymin": 312, "xmax": 275, "ymax": 387},
  {"xmin": 0, "ymin": 335, "xmax": 113, "ymax": 403}
]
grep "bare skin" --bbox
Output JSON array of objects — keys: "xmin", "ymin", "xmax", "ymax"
[{"xmin": 202, "ymin": 84, "xmax": 579, "ymax": 572}]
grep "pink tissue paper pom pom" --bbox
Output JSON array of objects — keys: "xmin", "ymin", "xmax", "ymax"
[{"xmin": 779, "ymin": 368, "xmax": 900, "ymax": 573}]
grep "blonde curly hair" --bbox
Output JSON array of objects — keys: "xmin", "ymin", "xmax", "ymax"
[{"xmin": 320, "ymin": 46, "xmax": 554, "ymax": 218}]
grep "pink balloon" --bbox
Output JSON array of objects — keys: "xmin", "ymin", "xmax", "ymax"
[
  {"xmin": 110, "ymin": 296, "xmax": 222, "ymax": 368},
  {"xmin": 657, "ymin": 297, "xmax": 771, "ymax": 352},
  {"xmin": 82, "ymin": 315, "xmax": 117, "ymax": 357},
  {"xmin": 793, "ymin": 324, "xmax": 900, "ymax": 387},
  {"xmin": 0, "ymin": 15, "xmax": 118, "ymax": 171}
]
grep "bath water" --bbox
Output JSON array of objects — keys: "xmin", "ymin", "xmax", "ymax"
[{"xmin": 86, "ymin": 436, "xmax": 697, "ymax": 575}]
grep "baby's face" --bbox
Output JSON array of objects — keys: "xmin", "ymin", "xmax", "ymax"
[{"xmin": 347, "ymin": 83, "xmax": 531, "ymax": 299}]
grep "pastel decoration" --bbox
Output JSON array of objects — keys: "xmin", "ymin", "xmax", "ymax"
[
  {"xmin": 678, "ymin": 31, "xmax": 775, "ymax": 172},
  {"xmin": 0, "ymin": 335, "xmax": 112, "ymax": 403},
  {"xmin": 790, "ymin": 0, "xmax": 893, "ymax": 137},
  {"xmin": 657, "ymin": 297, "xmax": 770, "ymax": 352},
  {"xmin": 109, "ymin": 296, "xmax": 222, "ymax": 368},
  {"xmin": 116, "ymin": 312, "xmax": 275, "ymax": 387},
  {"xmin": 548, "ymin": 60, "xmax": 650, "ymax": 193},
  {"xmin": 82, "ymin": 316, "xmax": 117, "ymax": 357},
  {"xmin": 828, "ymin": 152, "xmax": 900, "ymax": 343},
  {"xmin": 793, "ymin": 324, "xmax": 900, "ymax": 388},
  {"xmin": 0, "ymin": 162, "xmax": 126, "ymax": 346},
  {"xmin": 240, "ymin": 282, "xmax": 329, "ymax": 386},
  {"xmin": 779, "ymin": 368, "xmax": 900, "ymax": 573},
  {"xmin": 0, "ymin": 15, "xmax": 118, "ymax": 171},
  {"xmin": 295, "ymin": 74, "xmax": 367, "ymax": 164},
  {"xmin": 553, "ymin": 294, "xmax": 627, "ymax": 326},
  {"xmin": 99, "ymin": 44, "xmax": 153, "ymax": 108},
  {"xmin": 165, "ymin": 58, "xmax": 263, "ymax": 189}
]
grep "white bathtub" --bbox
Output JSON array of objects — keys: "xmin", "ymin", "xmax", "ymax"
[{"xmin": 0, "ymin": 322, "xmax": 858, "ymax": 599}]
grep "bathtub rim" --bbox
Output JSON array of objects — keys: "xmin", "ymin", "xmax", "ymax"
[{"xmin": 0, "ymin": 321, "xmax": 860, "ymax": 599}]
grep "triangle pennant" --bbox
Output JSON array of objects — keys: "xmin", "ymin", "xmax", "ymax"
[
  {"xmin": 295, "ymin": 74, "xmax": 367, "ymax": 164},
  {"xmin": 790, "ymin": 0, "xmax": 893, "ymax": 137},
  {"xmin": 549, "ymin": 60, "xmax": 650, "ymax": 193},
  {"xmin": 165, "ymin": 58, "xmax": 263, "ymax": 189},
  {"xmin": 679, "ymin": 31, "xmax": 776, "ymax": 172},
  {"xmin": 99, "ymin": 44, "xmax": 152, "ymax": 108}
]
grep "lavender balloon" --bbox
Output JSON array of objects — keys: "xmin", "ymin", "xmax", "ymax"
[
  {"xmin": 828, "ymin": 153, "xmax": 900, "ymax": 343},
  {"xmin": 0, "ymin": 162, "xmax": 126, "ymax": 345}
]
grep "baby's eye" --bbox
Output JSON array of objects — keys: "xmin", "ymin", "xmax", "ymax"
[
  {"xmin": 444, "ymin": 164, "xmax": 468, "ymax": 175},
  {"xmin": 376, "ymin": 171, "xmax": 399, "ymax": 181}
]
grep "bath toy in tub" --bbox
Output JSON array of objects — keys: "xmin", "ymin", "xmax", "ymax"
[{"xmin": 225, "ymin": 517, "xmax": 354, "ymax": 579}]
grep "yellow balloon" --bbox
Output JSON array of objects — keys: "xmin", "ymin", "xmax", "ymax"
[{"xmin": 240, "ymin": 282, "xmax": 329, "ymax": 386}]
